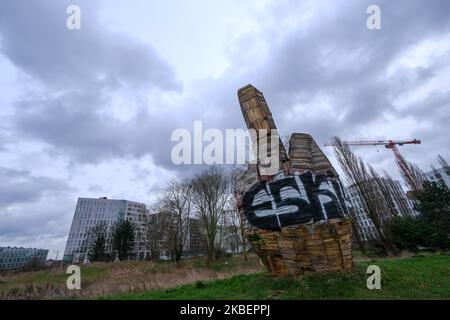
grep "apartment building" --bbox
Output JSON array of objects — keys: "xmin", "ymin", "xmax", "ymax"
[
  {"xmin": 425, "ymin": 166, "xmax": 450, "ymax": 189},
  {"xmin": 0, "ymin": 247, "xmax": 48, "ymax": 271},
  {"xmin": 146, "ymin": 212, "xmax": 205, "ymax": 260},
  {"xmin": 63, "ymin": 197, "xmax": 149, "ymax": 262},
  {"xmin": 346, "ymin": 178, "xmax": 415, "ymax": 241}
]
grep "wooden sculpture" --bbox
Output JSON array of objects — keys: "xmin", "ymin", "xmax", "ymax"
[{"xmin": 235, "ymin": 85, "xmax": 353, "ymax": 275}]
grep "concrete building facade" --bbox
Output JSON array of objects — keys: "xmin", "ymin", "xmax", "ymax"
[
  {"xmin": 425, "ymin": 167, "xmax": 450, "ymax": 189},
  {"xmin": 346, "ymin": 179, "xmax": 415, "ymax": 241},
  {"xmin": 185, "ymin": 217, "xmax": 204, "ymax": 257},
  {"xmin": 146, "ymin": 212, "xmax": 205, "ymax": 260},
  {"xmin": 0, "ymin": 247, "xmax": 48, "ymax": 271},
  {"xmin": 63, "ymin": 197, "xmax": 149, "ymax": 262}
]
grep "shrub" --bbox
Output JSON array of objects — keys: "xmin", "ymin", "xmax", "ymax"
[
  {"xmin": 415, "ymin": 180, "xmax": 450, "ymax": 234},
  {"xmin": 21, "ymin": 256, "xmax": 47, "ymax": 272},
  {"xmin": 391, "ymin": 216, "xmax": 450, "ymax": 251}
]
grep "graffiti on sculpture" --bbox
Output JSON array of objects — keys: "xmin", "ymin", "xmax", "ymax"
[{"xmin": 242, "ymin": 171, "xmax": 349, "ymax": 231}]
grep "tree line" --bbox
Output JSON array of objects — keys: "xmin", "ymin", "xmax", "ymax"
[
  {"xmin": 84, "ymin": 166, "xmax": 248, "ymax": 263},
  {"xmin": 147, "ymin": 166, "xmax": 248, "ymax": 263},
  {"xmin": 84, "ymin": 219, "xmax": 135, "ymax": 262},
  {"xmin": 332, "ymin": 137, "xmax": 450, "ymax": 256},
  {"xmin": 84, "ymin": 139, "xmax": 449, "ymax": 262}
]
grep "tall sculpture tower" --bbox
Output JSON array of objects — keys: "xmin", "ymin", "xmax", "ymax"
[{"xmin": 235, "ymin": 84, "xmax": 353, "ymax": 275}]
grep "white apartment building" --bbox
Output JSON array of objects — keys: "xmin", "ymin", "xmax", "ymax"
[
  {"xmin": 346, "ymin": 179, "xmax": 415, "ymax": 241},
  {"xmin": 425, "ymin": 167, "xmax": 450, "ymax": 189},
  {"xmin": 63, "ymin": 197, "xmax": 149, "ymax": 262}
]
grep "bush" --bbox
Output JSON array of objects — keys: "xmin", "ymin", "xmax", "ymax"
[
  {"xmin": 415, "ymin": 180, "xmax": 450, "ymax": 234},
  {"xmin": 21, "ymin": 256, "xmax": 47, "ymax": 272},
  {"xmin": 214, "ymin": 249, "xmax": 229, "ymax": 260},
  {"xmin": 391, "ymin": 216, "xmax": 450, "ymax": 251}
]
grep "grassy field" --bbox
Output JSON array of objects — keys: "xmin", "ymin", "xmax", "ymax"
[
  {"xmin": 1, "ymin": 252, "xmax": 449, "ymax": 299},
  {"xmin": 0, "ymin": 254, "xmax": 263, "ymax": 299},
  {"xmin": 105, "ymin": 253, "xmax": 450, "ymax": 300}
]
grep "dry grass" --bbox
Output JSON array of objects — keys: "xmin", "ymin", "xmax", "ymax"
[{"xmin": 0, "ymin": 254, "xmax": 264, "ymax": 300}]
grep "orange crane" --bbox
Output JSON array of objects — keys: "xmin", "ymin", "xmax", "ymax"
[{"xmin": 324, "ymin": 139, "xmax": 421, "ymax": 192}]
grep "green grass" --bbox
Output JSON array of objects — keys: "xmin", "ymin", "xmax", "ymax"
[
  {"xmin": 0, "ymin": 266, "xmax": 107, "ymax": 291},
  {"xmin": 0, "ymin": 254, "xmax": 263, "ymax": 299},
  {"xmin": 104, "ymin": 253, "xmax": 450, "ymax": 300}
]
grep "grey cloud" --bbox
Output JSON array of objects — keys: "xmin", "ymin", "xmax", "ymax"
[
  {"xmin": 0, "ymin": 0, "xmax": 180, "ymax": 91},
  {"xmin": 232, "ymin": 0, "xmax": 450, "ymax": 146},
  {"xmin": 0, "ymin": 0, "xmax": 449, "ymax": 253},
  {"xmin": 0, "ymin": 0, "xmax": 184, "ymax": 170},
  {"xmin": 0, "ymin": 167, "xmax": 75, "ymax": 242},
  {"xmin": 13, "ymin": 91, "xmax": 180, "ymax": 168},
  {"xmin": 0, "ymin": 201, "xmax": 73, "ymax": 239},
  {"xmin": 169, "ymin": 0, "xmax": 450, "ymax": 174},
  {"xmin": 0, "ymin": 167, "xmax": 70, "ymax": 208},
  {"xmin": 403, "ymin": 89, "xmax": 450, "ymax": 168},
  {"xmin": 1, "ymin": 0, "xmax": 449, "ymax": 175}
]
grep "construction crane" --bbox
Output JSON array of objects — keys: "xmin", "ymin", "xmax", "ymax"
[{"xmin": 324, "ymin": 139, "xmax": 422, "ymax": 193}]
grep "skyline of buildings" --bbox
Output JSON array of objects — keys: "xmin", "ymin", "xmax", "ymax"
[
  {"xmin": 0, "ymin": 247, "xmax": 49, "ymax": 271},
  {"xmin": 63, "ymin": 197, "xmax": 149, "ymax": 263},
  {"xmin": 424, "ymin": 167, "xmax": 450, "ymax": 189},
  {"xmin": 2, "ymin": 166, "xmax": 448, "ymax": 259},
  {"xmin": 346, "ymin": 178, "xmax": 417, "ymax": 241},
  {"xmin": 146, "ymin": 211, "xmax": 206, "ymax": 260}
]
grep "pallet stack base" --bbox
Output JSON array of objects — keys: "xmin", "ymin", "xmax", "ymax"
[
  {"xmin": 236, "ymin": 84, "xmax": 354, "ymax": 276},
  {"xmin": 247, "ymin": 218, "xmax": 353, "ymax": 275}
]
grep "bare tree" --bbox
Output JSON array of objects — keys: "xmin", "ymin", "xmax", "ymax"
[
  {"xmin": 158, "ymin": 180, "xmax": 193, "ymax": 262},
  {"xmin": 191, "ymin": 166, "xmax": 232, "ymax": 263},
  {"xmin": 369, "ymin": 169, "xmax": 401, "ymax": 245},
  {"xmin": 404, "ymin": 161, "xmax": 427, "ymax": 194},
  {"xmin": 145, "ymin": 210, "xmax": 168, "ymax": 260},
  {"xmin": 224, "ymin": 205, "xmax": 249, "ymax": 257},
  {"xmin": 381, "ymin": 171, "xmax": 415, "ymax": 217},
  {"xmin": 437, "ymin": 155, "xmax": 449, "ymax": 172},
  {"xmin": 230, "ymin": 166, "xmax": 250, "ymax": 259},
  {"xmin": 431, "ymin": 155, "xmax": 450, "ymax": 186},
  {"xmin": 227, "ymin": 210, "xmax": 242, "ymax": 254},
  {"xmin": 330, "ymin": 138, "xmax": 367, "ymax": 254},
  {"xmin": 332, "ymin": 137, "xmax": 398, "ymax": 256}
]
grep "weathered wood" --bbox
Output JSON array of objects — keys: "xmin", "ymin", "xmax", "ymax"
[
  {"xmin": 236, "ymin": 85, "xmax": 353, "ymax": 275},
  {"xmin": 289, "ymin": 133, "xmax": 337, "ymax": 175},
  {"xmin": 237, "ymin": 85, "xmax": 288, "ymax": 171}
]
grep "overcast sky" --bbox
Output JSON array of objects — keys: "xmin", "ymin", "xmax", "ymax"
[{"xmin": 0, "ymin": 0, "xmax": 449, "ymax": 258}]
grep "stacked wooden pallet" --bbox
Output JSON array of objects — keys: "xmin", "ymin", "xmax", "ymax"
[
  {"xmin": 237, "ymin": 84, "xmax": 277, "ymax": 131},
  {"xmin": 236, "ymin": 84, "xmax": 353, "ymax": 276},
  {"xmin": 246, "ymin": 218, "xmax": 353, "ymax": 275},
  {"xmin": 289, "ymin": 133, "xmax": 312, "ymax": 171},
  {"xmin": 238, "ymin": 85, "xmax": 288, "ymax": 168},
  {"xmin": 289, "ymin": 133, "xmax": 337, "ymax": 176}
]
